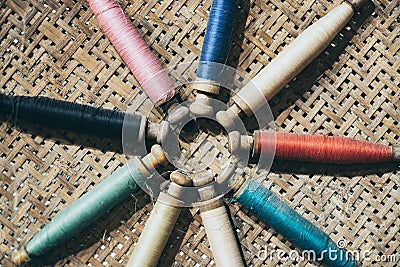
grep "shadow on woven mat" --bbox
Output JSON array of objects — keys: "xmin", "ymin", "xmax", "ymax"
[
  {"xmin": 1, "ymin": 120, "xmax": 160, "ymax": 155},
  {"xmin": 25, "ymin": 191, "xmax": 150, "ymax": 267},
  {"xmin": 243, "ymin": 1, "xmax": 376, "ymax": 131},
  {"xmin": 217, "ymin": 0, "xmax": 251, "ymax": 104},
  {"xmin": 271, "ymin": 160, "xmax": 399, "ymax": 177}
]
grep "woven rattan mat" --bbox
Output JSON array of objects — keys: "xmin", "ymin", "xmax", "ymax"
[{"xmin": 0, "ymin": 0, "xmax": 399, "ymax": 266}]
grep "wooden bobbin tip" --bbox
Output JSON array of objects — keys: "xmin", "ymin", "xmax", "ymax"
[
  {"xmin": 192, "ymin": 79, "xmax": 220, "ymax": 94},
  {"xmin": 170, "ymin": 171, "xmax": 192, "ymax": 186},
  {"xmin": 189, "ymin": 95, "xmax": 214, "ymax": 117},
  {"xmin": 157, "ymin": 121, "xmax": 172, "ymax": 144},
  {"xmin": 216, "ymin": 110, "xmax": 239, "ymax": 132},
  {"xmin": 345, "ymin": 0, "xmax": 368, "ymax": 10},
  {"xmin": 150, "ymin": 144, "xmax": 168, "ymax": 165},
  {"xmin": 393, "ymin": 146, "xmax": 400, "ymax": 161},
  {"xmin": 12, "ymin": 249, "xmax": 28, "ymax": 265},
  {"xmin": 228, "ymin": 131, "xmax": 253, "ymax": 157},
  {"xmin": 167, "ymin": 106, "xmax": 190, "ymax": 126},
  {"xmin": 192, "ymin": 174, "xmax": 214, "ymax": 187},
  {"xmin": 228, "ymin": 131, "xmax": 241, "ymax": 154}
]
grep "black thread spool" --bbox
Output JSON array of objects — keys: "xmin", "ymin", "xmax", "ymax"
[{"xmin": 0, "ymin": 94, "xmax": 147, "ymax": 152}]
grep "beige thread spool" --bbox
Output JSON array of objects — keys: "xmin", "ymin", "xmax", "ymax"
[
  {"xmin": 217, "ymin": 0, "xmax": 367, "ymax": 130},
  {"xmin": 198, "ymin": 187, "xmax": 244, "ymax": 267},
  {"xmin": 126, "ymin": 183, "xmax": 185, "ymax": 267}
]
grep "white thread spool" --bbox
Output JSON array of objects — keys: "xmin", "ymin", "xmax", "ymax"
[{"xmin": 199, "ymin": 185, "xmax": 244, "ymax": 267}]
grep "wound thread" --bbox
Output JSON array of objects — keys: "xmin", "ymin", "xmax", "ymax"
[
  {"xmin": 126, "ymin": 196, "xmax": 181, "ymax": 267},
  {"xmin": 257, "ymin": 131, "xmax": 393, "ymax": 164},
  {"xmin": 196, "ymin": 0, "xmax": 238, "ymax": 82},
  {"xmin": 235, "ymin": 179, "xmax": 357, "ymax": 267},
  {"xmin": 233, "ymin": 3, "xmax": 355, "ymax": 116},
  {"xmin": 200, "ymin": 204, "xmax": 244, "ymax": 267},
  {"xmin": 88, "ymin": 0, "xmax": 175, "ymax": 105},
  {"xmin": 23, "ymin": 163, "xmax": 143, "ymax": 260},
  {"xmin": 0, "ymin": 94, "xmax": 144, "ymax": 142}
]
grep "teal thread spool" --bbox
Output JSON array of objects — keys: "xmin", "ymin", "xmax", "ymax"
[
  {"xmin": 234, "ymin": 179, "xmax": 357, "ymax": 267},
  {"xmin": 13, "ymin": 145, "xmax": 167, "ymax": 265}
]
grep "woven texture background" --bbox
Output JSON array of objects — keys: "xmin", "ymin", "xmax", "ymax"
[{"xmin": 0, "ymin": 0, "xmax": 399, "ymax": 266}]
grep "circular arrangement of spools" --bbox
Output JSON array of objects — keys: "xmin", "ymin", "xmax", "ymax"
[{"xmin": 0, "ymin": 0, "xmax": 399, "ymax": 266}]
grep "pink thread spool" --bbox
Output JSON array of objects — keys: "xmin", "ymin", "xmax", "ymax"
[{"xmin": 88, "ymin": 0, "xmax": 175, "ymax": 105}]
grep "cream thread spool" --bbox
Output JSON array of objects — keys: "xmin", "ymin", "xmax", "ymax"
[
  {"xmin": 126, "ymin": 172, "xmax": 187, "ymax": 267},
  {"xmin": 198, "ymin": 186, "xmax": 244, "ymax": 267},
  {"xmin": 217, "ymin": 0, "xmax": 368, "ymax": 130}
]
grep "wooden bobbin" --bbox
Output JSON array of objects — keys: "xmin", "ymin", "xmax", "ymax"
[
  {"xmin": 216, "ymin": 162, "xmax": 237, "ymax": 185},
  {"xmin": 170, "ymin": 170, "xmax": 193, "ymax": 187},
  {"xmin": 147, "ymin": 121, "xmax": 172, "ymax": 144},
  {"xmin": 134, "ymin": 144, "xmax": 167, "ymax": 176},
  {"xmin": 127, "ymin": 170, "xmax": 189, "ymax": 267},
  {"xmin": 217, "ymin": 0, "xmax": 368, "ymax": 130},
  {"xmin": 393, "ymin": 146, "xmax": 400, "ymax": 161},
  {"xmin": 12, "ymin": 247, "xmax": 28, "ymax": 266},
  {"xmin": 167, "ymin": 105, "xmax": 190, "ymax": 126},
  {"xmin": 215, "ymin": 104, "xmax": 242, "ymax": 131},
  {"xmin": 228, "ymin": 131, "xmax": 254, "ymax": 156},
  {"xmin": 192, "ymin": 78, "xmax": 220, "ymax": 95},
  {"xmin": 190, "ymin": 78, "xmax": 220, "ymax": 117},
  {"xmin": 192, "ymin": 174, "xmax": 214, "ymax": 187},
  {"xmin": 190, "ymin": 93, "xmax": 215, "ymax": 117}
]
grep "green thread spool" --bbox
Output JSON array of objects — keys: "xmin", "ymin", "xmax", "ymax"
[{"xmin": 13, "ymin": 145, "xmax": 166, "ymax": 265}]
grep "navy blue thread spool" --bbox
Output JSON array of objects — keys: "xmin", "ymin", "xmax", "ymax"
[
  {"xmin": 190, "ymin": 0, "xmax": 238, "ymax": 116},
  {"xmin": 234, "ymin": 179, "xmax": 357, "ymax": 267},
  {"xmin": 0, "ymin": 94, "xmax": 162, "ymax": 148}
]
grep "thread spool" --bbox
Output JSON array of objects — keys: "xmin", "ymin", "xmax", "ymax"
[
  {"xmin": 216, "ymin": 0, "xmax": 367, "ymax": 130},
  {"xmin": 0, "ymin": 93, "xmax": 145, "ymax": 141},
  {"xmin": 126, "ymin": 192, "xmax": 182, "ymax": 267},
  {"xmin": 13, "ymin": 145, "xmax": 167, "ymax": 265},
  {"xmin": 252, "ymin": 131, "xmax": 397, "ymax": 164},
  {"xmin": 190, "ymin": 0, "xmax": 238, "ymax": 116},
  {"xmin": 87, "ymin": 0, "xmax": 175, "ymax": 105},
  {"xmin": 234, "ymin": 179, "xmax": 357, "ymax": 267},
  {"xmin": 197, "ymin": 186, "xmax": 244, "ymax": 267},
  {"xmin": 127, "ymin": 171, "xmax": 186, "ymax": 267}
]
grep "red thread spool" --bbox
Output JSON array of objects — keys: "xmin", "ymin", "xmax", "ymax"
[
  {"xmin": 256, "ymin": 131, "xmax": 394, "ymax": 164},
  {"xmin": 88, "ymin": 0, "xmax": 175, "ymax": 105}
]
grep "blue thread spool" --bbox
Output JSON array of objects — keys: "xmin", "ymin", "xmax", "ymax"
[
  {"xmin": 235, "ymin": 179, "xmax": 357, "ymax": 267},
  {"xmin": 191, "ymin": 0, "xmax": 238, "ymax": 116}
]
